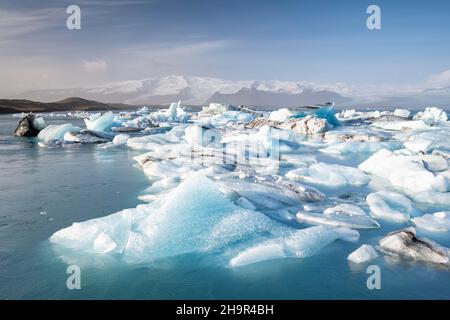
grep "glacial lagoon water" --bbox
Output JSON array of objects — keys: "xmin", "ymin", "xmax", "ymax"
[{"xmin": 1, "ymin": 113, "xmax": 450, "ymax": 299}]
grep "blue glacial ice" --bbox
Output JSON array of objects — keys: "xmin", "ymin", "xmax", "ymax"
[{"xmin": 46, "ymin": 104, "xmax": 450, "ymax": 270}]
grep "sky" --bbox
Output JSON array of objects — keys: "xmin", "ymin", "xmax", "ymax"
[{"xmin": 1, "ymin": 0, "xmax": 450, "ymax": 98}]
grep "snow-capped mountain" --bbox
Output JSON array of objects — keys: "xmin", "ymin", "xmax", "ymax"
[
  {"xmin": 16, "ymin": 75, "xmax": 350, "ymax": 107},
  {"xmin": 14, "ymin": 75, "xmax": 450, "ymax": 108}
]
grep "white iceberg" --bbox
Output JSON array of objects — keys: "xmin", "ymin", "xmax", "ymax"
[
  {"xmin": 371, "ymin": 120, "xmax": 430, "ymax": 131},
  {"xmin": 38, "ymin": 124, "xmax": 81, "ymax": 143},
  {"xmin": 412, "ymin": 211, "xmax": 450, "ymax": 232},
  {"xmin": 286, "ymin": 163, "xmax": 370, "ymax": 188},
  {"xmin": 366, "ymin": 191, "xmax": 413, "ymax": 222},
  {"xmin": 393, "ymin": 109, "xmax": 411, "ymax": 119},
  {"xmin": 359, "ymin": 148, "xmax": 446, "ymax": 193},
  {"xmin": 414, "ymin": 107, "xmax": 448, "ymax": 122},
  {"xmin": 347, "ymin": 244, "xmax": 379, "ymax": 263},
  {"xmin": 320, "ymin": 141, "xmax": 399, "ymax": 155},
  {"xmin": 84, "ymin": 111, "xmax": 117, "ymax": 132},
  {"xmin": 269, "ymin": 108, "xmax": 294, "ymax": 122},
  {"xmin": 112, "ymin": 134, "xmax": 130, "ymax": 145},
  {"xmin": 229, "ymin": 226, "xmax": 359, "ymax": 267}
]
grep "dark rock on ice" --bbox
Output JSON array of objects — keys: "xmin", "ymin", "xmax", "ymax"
[{"xmin": 14, "ymin": 113, "xmax": 44, "ymax": 137}]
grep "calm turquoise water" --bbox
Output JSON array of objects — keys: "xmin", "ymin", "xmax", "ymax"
[{"xmin": 1, "ymin": 114, "xmax": 450, "ymax": 299}]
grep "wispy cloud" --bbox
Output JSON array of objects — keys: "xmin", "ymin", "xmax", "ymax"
[
  {"xmin": 0, "ymin": 8, "xmax": 61, "ymax": 42},
  {"xmin": 426, "ymin": 69, "xmax": 450, "ymax": 88}
]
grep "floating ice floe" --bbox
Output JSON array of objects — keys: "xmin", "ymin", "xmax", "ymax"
[
  {"xmin": 412, "ymin": 212, "xmax": 450, "ymax": 232},
  {"xmin": 286, "ymin": 163, "xmax": 370, "ymax": 188},
  {"xmin": 413, "ymin": 107, "xmax": 448, "ymax": 122},
  {"xmin": 379, "ymin": 228, "xmax": 450, "ymax": 264},
  {"xmin": 38, "ymin": 124, "xmax": 81, "ymax": 143},
  {"xmin": 84, "ymin": 111, "xmax": 119, "ymax": 133},
  {"xmin": 203, "ymin": 111, "xmax": 254, "ymax": 127},
  {"xmin": 296, "ymin": 204, "xmax": 380, "ymax": 229},
  {"xmin": 229, "ymin": 226, "xmax": 359, "ymax": 267},
  {"xmin": 393, "ymin": 109, "xmax": 411, "ymax": 119},
  {"xmin": 320, "ymin": 141, "xmax": 399, "ymax": 155},
  {"xmin": 50, "ymin": 175, "xmax": 288, "ymax": 262},
  {"xmin": 347, "ymin": 244, "xmax": 379, "ymax": 263},
  {"xmin": 359, "ymin": 148, "xmax": 449, "ymax": 193},
  {"xmin": 366, "ymin": 191, "xmax": 413, "ymax": 222},
  {"xmin": 371, "ymin": 120, "xmax": 430, "ymax": 131},
  {"xmin": 323, "ymin": 128, "xmax": 387, "ymax": 143},
  {"xmin": 269, "ymin": 108, "xmax": 295, "ymax": 122},
  {"xmin": 63, "ymin": 131, "xmax": 110, "ymax": 144}
]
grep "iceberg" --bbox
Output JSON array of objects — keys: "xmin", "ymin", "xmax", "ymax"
[
  {"xmin": 371, "ymin": 120, "xmax": 430, "ymax": 131},
  {"xmin": 366, "ymin": 191, "xmax": 413, "ymax": 222},
  {"xmin": 379, "ymin": 228, "xmax": 450, "ymax": 264},
  {"xmin": 347, "ymin": 244, "xmax": 379, "ymax": 263},
  {"xmin": 314, "ymin": 106, "xmax": 340, "ymax": 127},
  {"xmin": 112, "ymin": 134, "xmax": 130, "ymax": 145},
  {"xmin": 359, "ymin": 149, "xmax": 446, "ymax": 193},
  {"xmin": 269, "ymin": 108, "xmax": 294, "ymax": 122},
  {"xmin": 320, "ymin": 141, "xmax": 399, "ymax": 155},
  {"xmin": 38, "ymin": 123, "xmax": 81, "ymax": 143},
  {"xmin": 393, "ymin": 109, "xmax": 411, "ymax": 119},
  {"xmin": 296, "ymin": 211, "xmax": 380, "ymax": 229},
  {"xmin": 286, "ymin": 163, "xmax": 370, "ymax": 188},
  {"xmin": 414, "ymin": 107, "xmax": 448, "ymax": 122},
  {"xmin": 229, "ymin": 226, "xmax": 359, "ymax": 267},
  {"xmin": 412, "ymin": 212, "xmax": 450, "ymax": 232},
  {"xmin": 50, "ymin": 175, "xmax": 288, "ymax": 262},
  {"xmin": 84, "ymin": 111, "xmax": 118, "ymax": 133}
]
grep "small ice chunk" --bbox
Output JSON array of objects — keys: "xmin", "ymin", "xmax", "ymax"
[
  {"xmin": 38, "ymin": 124, "xmax": 81, "ymax": 142},
  {"xmin": 393, "ymin": 109, "xmax": 411, "ymax": 118},
  {"xmin": 84, "ymin": 111, "xmax": 116, "ymax": 132},
  {"xmin": 269, "ymin": 108, "xmax": 294, "ymax": 122},
  {"xmin": 347, "ymin": 244, "xmax": 379, "ymax": 263},
  {"xmin": 32, "ymin": 116, "xmax": 46, "ymax": 130},
  {"xmin": 366, "ymin": 191, "xmax": 413, "ymax": 222},
  {"xmin": 113, "ymin": 134, "xmax": 130, "ymax": 145}
]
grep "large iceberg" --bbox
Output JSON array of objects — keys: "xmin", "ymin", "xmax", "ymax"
[{"xmin": 50, "ymin": 175, "xmax": 288, "ymax": 262}]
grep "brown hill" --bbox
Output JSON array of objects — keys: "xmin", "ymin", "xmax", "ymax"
[{"xmin": 0, "ymin": 97, "xmax": 136, "ymax": 114}]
